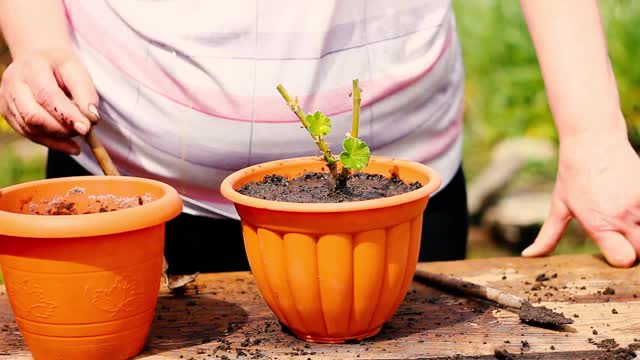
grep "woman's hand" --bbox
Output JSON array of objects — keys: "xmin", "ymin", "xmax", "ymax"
[
  {"xmin": 0, "ymin": 52, "xmax": 98, "ymax": 155},
  {"xmin": 523, "ymin": 130, "xmax": 640, "ymax": 267}
]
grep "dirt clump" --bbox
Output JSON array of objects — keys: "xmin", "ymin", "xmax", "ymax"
[
  {"xmin": 494, "ymin": 348, "xmax": 516, "ymax": 359},
  {"xmin": 25, "ymin": 187, "xmax": 154, "ymax": 215},
  {"xmin": 594, "ymin": 338, "xmax": 619, "ymax": 350},
  {"xmin": 586, "ymin": 337, "xmax": 639, "ymax": 360},
  {"xmin": 603, "ymin": 287, "xmax": 616, "ymax": 295},
  {"xmin": 518, "ymin": 301, "xmax": 574, "ymax": 327},
  {"xmin": 535, "ymin": 273, "xmax": 556, "ymax": 282}
]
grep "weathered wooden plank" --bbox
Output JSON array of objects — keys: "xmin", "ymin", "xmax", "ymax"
[{"xmin": 1, "ymin": 254, "xmax": 639, "ymax": 359}]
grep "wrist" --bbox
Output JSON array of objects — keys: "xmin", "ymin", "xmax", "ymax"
[
  {"xmin": 10, "ymin": 45, "xmax": 75, "ymax": 64},
  {"xmin": 557, "ymin": 108, "xmax": 628, "ymax": 147},
  {"xmin": 558, "ymin": 123, "xmax": 631, "ymax": 165}
]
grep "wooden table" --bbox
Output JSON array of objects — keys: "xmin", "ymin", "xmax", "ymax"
[{"xmin": 1, "ymin": 254, "xmax": 639, "ymax": 359}]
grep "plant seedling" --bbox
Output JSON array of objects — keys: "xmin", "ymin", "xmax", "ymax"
[{"xmin": 276, "ymin": 79, "xmax": 371, "ymax": 189}]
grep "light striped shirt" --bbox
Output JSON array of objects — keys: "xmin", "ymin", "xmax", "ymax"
[{"xmin": 63, "ymin": 0, "xmax": 465, "ymax": 219}]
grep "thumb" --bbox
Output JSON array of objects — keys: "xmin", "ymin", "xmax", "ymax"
[
  {"xmin": 522, "ymin": 198, "xmax": 571, "ymax": 257},
  {"xmin": 56, "ymin": 59, "xmax": 100, "ymax": 123}
]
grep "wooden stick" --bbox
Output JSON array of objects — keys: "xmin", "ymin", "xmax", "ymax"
[
  {"xmin": 414, "ymin": 269, "xmax": 524, "ymax": 309},
  {"xmin": 81, "ymin": 110, "xmax": 198, "ymax": 290},
  {"xmin": 84, "ymin": 127, "xmax": 119, "ymax": 176}
]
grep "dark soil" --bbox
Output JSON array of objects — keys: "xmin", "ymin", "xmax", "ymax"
[
  {"xmin": 535, "ymin": 273, "xmax": 550, "ymax": 282},
  {"xmin": 518, "ymin": 301, "xmax": 574, "ymax": 327},
  {"xmin": 595, "ymin": 339, "xmax": 620, "ymax": 350},
  {"xmin": 238, "ymin": 172, "xmax": 422, "ymax": 203},
  {"xmin": 603, "ymin": 287, "xmax": 616, "ymax": 295},
  {"xmin": 587, "ymin": 338, "xmax": 640, "ymax": 360},
  {"xmin": 494, "ymin": 348, "xmax": 516, "ymax": 359},
  {"xmin": 599, "ymin": 348, "xmax": 637, "ymax": 360},
  {"xmin": 25, "ymin": 187, "xmax": 153, "ymax": 215}
]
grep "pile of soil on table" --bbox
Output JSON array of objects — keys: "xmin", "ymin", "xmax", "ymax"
[
  {"xmin": 238, "ymin": 172, "xmax": 422, "ymax": 203},
  {"xmin": 25, "ymin": 187, "xmax": 154, "ymax": 215},
  {"xmin": 518, "ymin": 301, "xmax": 573, "ymax": 327}
]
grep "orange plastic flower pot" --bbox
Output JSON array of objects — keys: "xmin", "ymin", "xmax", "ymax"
[
  {"xmin": 0, "ymin": 176, "xmax": 183, "ymax": 360},
  {"xmin": 221, "ymin": 156, "xmax": 441, "ymax": 343}
]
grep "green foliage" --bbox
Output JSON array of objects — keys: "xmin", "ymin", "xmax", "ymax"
[
  {"xmin": 277, "ymin": 80, "xmax": 371, "ymax": 185},
  {"xmin": 601, "ymin": 0, "xmax": 640, "ymax": 148},
  {"xmin": 340, "ymin": 137, "xmax": 370, "ymax": 171},
  {"xmin": 0, "ymin": 116, "xmax": 11, "ymax": 132},
  {"xmin": 305, "ymin": 111, "xmax": 332, "ymax": 137},
  {"xmin": 0, "ymin": 145, "xmax": 45, "ymax": 189},
  {"xmin": 453, "ymin": 1, "xmax": 552, "ymax": 179},
  {"xmin": 453, "ymin": 0, "xmax": 640, "ymax": 179}
]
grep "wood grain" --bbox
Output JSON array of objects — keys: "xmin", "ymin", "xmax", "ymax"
[{"xmin": 1, "ymin": 254, "xmax": 639, "ymax": 359}]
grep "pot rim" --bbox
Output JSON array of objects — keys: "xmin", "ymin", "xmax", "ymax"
[
  {"xmin": 0, "ymin": 176, "xmax": 183, "ymax": 238},
  {"xmin": 220, "ymin": 156, "xmax": 442, "ymax": 213}
]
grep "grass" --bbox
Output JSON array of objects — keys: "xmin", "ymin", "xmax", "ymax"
[
  {"xmin": 0, "ymin": 138, "xmax": 46, "ymax": 189},
  {"xmin": 453, "ymin": 0, "xmax": 640, "ymax": 180},
  {"xmin": 0, "ymin": 128, "xmax": 44, "ymax": 286}
]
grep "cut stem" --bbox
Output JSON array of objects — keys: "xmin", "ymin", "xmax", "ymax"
[
  {"xmin": 338, "ymin": 79, "xmax": 363, "ymax": 183},
  {"xmin": 351, "ymin": 79, "xmax": 361, "ymax": 138},
  {"xmin": 276, "ymin": 84, "xmax": 339, "ymax": 179}
]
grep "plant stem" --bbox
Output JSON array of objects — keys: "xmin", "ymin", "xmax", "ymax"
[
  {"xmin": 351, "ymin": 79, "xmax": 361, "ymax": 138},
  {"xmin": 338, "ymin": 79, "xmax": 363, "ymax": 184},
  {"xmin": 276, "ymin": 84, "xmax": 339, "ymax": 179}
]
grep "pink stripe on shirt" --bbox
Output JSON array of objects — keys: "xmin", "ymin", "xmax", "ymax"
[
  {"xmin": 65, "ymin": 0, "xmax": 452, "ymax": 123},
  {"xmin": 415, "ymin": 101, "xmax": 464, "ymax": 163}
]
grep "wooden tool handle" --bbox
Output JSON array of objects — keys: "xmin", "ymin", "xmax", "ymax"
[
  {"xmin": 85, "ymin": 127, "xmax": 119, "ymax": 176},
  {"xmin": 414, "ymin": 269, "xmax": 524, "ymax": 309}
]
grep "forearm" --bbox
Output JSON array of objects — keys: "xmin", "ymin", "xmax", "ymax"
[
  {"xmin": 0, "ymin": 0, "xmax": 73, "ymax": 61},
  {"xmin": 520, "ymin": 0, "xmax": 627, "ymax": 142}
]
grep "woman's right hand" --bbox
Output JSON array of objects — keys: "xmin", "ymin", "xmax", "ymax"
[{"xmin": 0, "ymin": 52, "xmax": 99, "ymax": 155}]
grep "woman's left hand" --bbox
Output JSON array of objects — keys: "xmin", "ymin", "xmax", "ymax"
[{"xmin": 522, "ymin": 133, "xmax": 640, "ymax": 267}]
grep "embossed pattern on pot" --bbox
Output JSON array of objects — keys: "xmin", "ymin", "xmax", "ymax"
[
  {"xmin": 241, "ymin": 215, "xmax": 422, "ymax": 342},
  {"xmin": 1, "ymin": 228, "xmax": 164, "ymax": 359}
]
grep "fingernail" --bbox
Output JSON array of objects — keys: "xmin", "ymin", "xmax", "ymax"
[
  {"xmin": 88, "ymin": 104, "xmax": 100, "ymax": 122},
  {"xmin": 521, "ymin": 246, "xmax": 534, "ymax": 257},
  {"xmin": 74, "ymin": 121, "xmax": 89, "ymax": 135}
]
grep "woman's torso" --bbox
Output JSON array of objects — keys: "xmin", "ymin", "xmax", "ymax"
[{"xmin": 64, "ymin": 0, "xmax": 465, "ymax": 219}]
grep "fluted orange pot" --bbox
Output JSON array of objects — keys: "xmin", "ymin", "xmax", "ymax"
[
  {"xmin": 0, "ymin": 176, "xmax": 182, "ymax": 360},
  {"xmin": 221, "ymin": 156, "xmax": 441, "ymax": 343}
]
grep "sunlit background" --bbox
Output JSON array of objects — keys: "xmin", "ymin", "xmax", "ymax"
[{"xmin": 1, "ymin": 1, "xmax": 639, "ymax": 273}]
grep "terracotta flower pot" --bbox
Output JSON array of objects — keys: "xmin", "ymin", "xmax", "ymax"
[
  {"xmin": 0, "ymin": 176, "xmax": 182, "ymax": 360},
  {"xmin": 221, "ymin": 156, "xmax": 441, "ymax": 343}
]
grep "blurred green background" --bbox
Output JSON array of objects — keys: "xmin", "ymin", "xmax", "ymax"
[
  {"xmin": 2, "ymin": 1, "xmax": 640, "ymax": 284},
  {"xmin": 457, "ymin": 0, "xmax": 640, "ymax": 178}
]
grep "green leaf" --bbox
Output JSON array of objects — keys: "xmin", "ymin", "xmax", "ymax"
[
  {"xmin": 340, "ymin": 137, "xmax": 370, "ymax": 170},
  {"xmin": 305, "ymin": 111, "xmax": 332, "ymax": 137}
]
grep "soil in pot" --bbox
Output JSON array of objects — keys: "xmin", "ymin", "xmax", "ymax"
[
  {"xmin": 22, "ymin": 186, "xmax": 155, "ymax": 215},
  {"xmin": 238, "ymin": 171, "xmax": 422, "ymax": 203}
]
